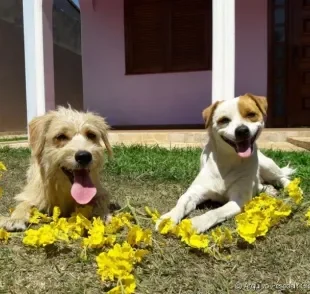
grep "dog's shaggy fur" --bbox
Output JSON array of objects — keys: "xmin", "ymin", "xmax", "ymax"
[
  {"xmin": 0, "ymin": 106, "xmax": 113, "ymax": 231},
  {"xmin": 156, "ymin": 94, "xmax": 295, "ymax": 233}
]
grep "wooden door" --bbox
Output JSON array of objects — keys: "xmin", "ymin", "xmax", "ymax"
[{"xmin": 287, "ymin": 0, "xmax": 310, "ymax": 126}]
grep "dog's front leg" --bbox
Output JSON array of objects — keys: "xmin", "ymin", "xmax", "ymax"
[
  {"xmin": 190, "ymin": 201, "xmax": 241, "ymax": 233},
  {"xmin": 155, "ymin": 169, "xmax": 212, "ymax": 231},
  {"xmin": 0, "ymin": 201, "xmax": 32, "ymax": 231},
  {"xmin": 92, "ymin": 189, "xmax": 112, "ymax": 223}
]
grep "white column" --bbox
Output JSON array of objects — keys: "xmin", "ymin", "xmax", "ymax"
[
  {"xmin": 212, "ymin": 0, "xmax": 235, "ymax": 102},
  {"xmin": 22, "ymin": 0, "xmax": 55, "ymax": 127}
]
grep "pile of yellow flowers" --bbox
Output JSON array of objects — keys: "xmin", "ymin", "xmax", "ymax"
[
  {"xmin": 23, "ymin": 206, "xmax": 152, "ymax": 293},
  {"xmin": 152, "ymin": 177, "xmax": 305, "ymax": 251},
  {"xmin": 236, "ymin": 178, "xmax": 304, "ymax": 244},
  {"xmin": 146, "ymin": 207, "xmax": 234, "ymax": 258}
]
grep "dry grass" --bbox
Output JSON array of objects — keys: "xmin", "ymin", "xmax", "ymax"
[{"xmin": 0, "ymin": 146, "xmax": 310, "ymax": 294}]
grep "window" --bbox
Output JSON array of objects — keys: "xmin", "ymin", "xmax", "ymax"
[{"xmin": 124, "ymin": 0, "xmax": 212, "ymax": 74}]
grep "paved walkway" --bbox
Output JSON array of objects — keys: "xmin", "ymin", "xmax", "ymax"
[
  {"xmin": 0, "ymin": 140, "xmax": 307, "ymax": 152},
  {"xmin": 0, "ymin": 129, "xmax": 309, "ymax": 151}
]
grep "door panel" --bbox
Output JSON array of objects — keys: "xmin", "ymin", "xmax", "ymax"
[{"xmin": 287, "ymin": 0, "xmax": 310, "ymax": 126}]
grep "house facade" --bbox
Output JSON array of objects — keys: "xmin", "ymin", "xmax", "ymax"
[
  {"xmin": 21, "ymin": 0, "xmax": 310, "ymax": 131},
  {"xmin": 0, "ymin": 0, "xmax": 83, "ymax": 133}
]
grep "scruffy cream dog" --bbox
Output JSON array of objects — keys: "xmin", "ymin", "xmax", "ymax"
[
  {"xmin": 156, "ymin": 93, "xmax": 295, "ymax": 233},
  {"xmin": 0, "ymin": 106, "xmax": 113, "ymax": 231}
]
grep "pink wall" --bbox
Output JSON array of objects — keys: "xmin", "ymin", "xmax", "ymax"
[
  {"xmin": 235, "ymin": 0, "xmax": 268, "ymax": 97},
  {"xmin": 80, "ymin": 0, "xmax": 268, "ymax": 126}
]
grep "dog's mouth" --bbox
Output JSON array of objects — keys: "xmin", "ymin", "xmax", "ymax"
[
  {"xmin": 61, "ymin": 167, "xmax": 97, "ymax": 205},
  {"xmin": 221, "ymin": 131, "xmax": 259, "ymax": 158}
]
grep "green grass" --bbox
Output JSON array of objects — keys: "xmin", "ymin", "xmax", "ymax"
[
  {"xmin": 0, "ymin": 145, "xmax": 310, "ymax": 294},
  {"xmin": 0, "ymin": 136, "xmax": 28, "ymax": 143}
]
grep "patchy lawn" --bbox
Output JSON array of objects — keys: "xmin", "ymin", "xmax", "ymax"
[{"xmin": 0, "ymin": 145, "xmax": 310, "ymax": 294}]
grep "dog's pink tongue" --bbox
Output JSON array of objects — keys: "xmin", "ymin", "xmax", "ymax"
[
  {"xmin": 236, "ymin": 140, "xmax": 252, "ymax": 158},
  {"xmin": 71, "ymin": 170, "xmax": 97, "ymax": 204}
]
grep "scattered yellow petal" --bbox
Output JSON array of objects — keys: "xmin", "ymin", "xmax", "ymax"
[
  {"xmin": 52, "ymin": 206, "xmax": 61, "ymax": 222},
  {"xmin": 285, "ymin": 178, "xmax": 303, "ymax": 205},
  {"xmin": 0, "ymin": 228, "xmax": 10, "ymax": 243},
  {"xmin": 0, "ymin": 161, "xmax": 7, "ymax": 171},
  {"xmin": 145, "ymin": 206, "xmax": 161, "ymax": 223},
  {"xmin": 157, "ymin": 218, "xmax": 175, "ymax": 235}
]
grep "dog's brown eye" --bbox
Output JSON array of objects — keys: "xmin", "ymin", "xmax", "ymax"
[
  {"xmin": 218, "ymin": 117, "xmax": 231, "ymax": 125},
  {"xmin": 86, "ymin": 132, "xmax": 97, "ymax": 140},
  {"xmin": 247, "ymin": 112, "xmax": 257, "ymax": 118},
  {"xmin": 56, "ymin": 134, "xmax": 68, "ymax": 141}
]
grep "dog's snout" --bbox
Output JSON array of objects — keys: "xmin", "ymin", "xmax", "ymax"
[
  {"xmin": 75, "ymin": 150, "xmax": 92, "ymax": 166},
  {"xmin": 235, "ymin": 125, "xmax": 250, "ymax": 140}
]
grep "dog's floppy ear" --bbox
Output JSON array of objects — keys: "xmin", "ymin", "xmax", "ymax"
[
  {"xmin": 93, "ymin": 115, "xmax": 113, "ymax": 159},
  {"xmin": 28, "ymin": 112, "xmax": 55, "ymax": 160},
  {"xmin": 245, "ymin": 93, "xmax": 268, "ymax": 117},
  {"xmin": 202, "ymin": 101, "xmax": 220, "ymax": 128}
]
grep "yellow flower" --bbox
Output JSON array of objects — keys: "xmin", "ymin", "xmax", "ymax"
[
  {"xmin": 96, "ymin": 242, "xmax": 148, "ymax": 283},
  {"xmin": 83, "ymin": 218, "xmax": 106, "ymax": 248},
  {"xmin": 185, "ymin": 234, "xmax": 209, "ymax": 249},
  {"xmin": 235, "ymin": 193, "xmax": 292, "ymax": 244},
  {"xmin": 0, "ymin": 228, "xmax": 10, "ymax": 243},
  {"xmin": 127, "ymin": 225, "xmax": 152, "ymax": 247},
  {"xmin": 106, "ymin": 213, "xmax": 133, "ymax": 234},
  {"xmin": 134, "ymin": 249, "xmax": 149, "ymax": 263},
  {"xmin": 285, "ymin": 178, "xmax": 303, "ymax": 205},
  {"xmin": 107, "ymin": 275, "xmax": 136, "ymax": 294},
  {"xmin": 211, "ymin": 227, "xmax": 233, "ymax": 248},
  {"xmin": 0, "ymin": 161, "xmax": 7, "ymax": 171},
  {"xmin": 173, "ymin": 219, "xmax": 195, "ymax": 242},
  {"xmin": 23, "ymin": 229, "xmax": 40, "ymax": 246},
  {"xmin": 0, "ymin": 162, "xmax": 6, "ymax": 198},
  {"xmin": 37, "ymin": 225, "xmax": 57, "ymax": 246},
  {"xmin": 157, "ymin": 218, "xmax": 175, "ymax": 235},
  {"xmin": 305, "ymin": 209, "xmax": 310, "ymax": 226},
  {"xmin": 145, "ymin": 206, "xmax": 161, "ymax": 223},
  {"xmin": 52, "ymin": 206, "xmax": 61, "ymax": 222},
  {"xmin": 29, "ymin": 207, "xmax": 51, "ymax": 224}
]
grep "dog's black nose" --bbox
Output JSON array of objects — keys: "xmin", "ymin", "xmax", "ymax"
[
  {"xmin": 235, "ymin": 125, "xmax": 250, "ymax": 140},
  {"xmin": 75, "ymin": 151, "xmax": 92, "ymax": 166}
]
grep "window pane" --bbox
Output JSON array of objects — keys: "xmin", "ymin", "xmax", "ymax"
[
  {"xmin": 274, "ymin": 63, "xmax": 285, "ymax": 79},
  {"xmin": 274, "ymin": 26, "xmax": 285, "ymax": 42},
  {"xmin": 274, "ymin": 7, "xmax": 285, "ymax": 25},
  {"xmin": 170, "ymin": 0, "xmax": 210, "ymax": 71},
  {"xmin": 275, "ymin": 46, "xmax": 285, "ymax": 59},
  {"xmin": 274, "ymin": 81, "xmax": 286, "ymax": 116},
  {"xmin": 124, "ymin": 0, "xmax": 212, "ymax": 74},
  {"xmin": 275, "ymin": 0, "xmax": 285, "ymax": 6}
]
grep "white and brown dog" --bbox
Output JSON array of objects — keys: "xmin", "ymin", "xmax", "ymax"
[
  {"xmin": 156, "ymin": 93, "xmax": 295, "ymax": 233},
  {"xmin": 0, "ymin": 106, "xmax": 113, "ymax": 231}
]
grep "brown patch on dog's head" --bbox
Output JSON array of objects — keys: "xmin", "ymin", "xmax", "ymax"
[
  {"xmin": 28, "ymin": 112, "xmax": 55, "ymax": 162},
  {"xmin": 238, "ymin": 93, "xmax": 268, "ymax": 122},
  {"xmin": 202, "ymin": 101, "xmax": 221, "ymax": 128}
]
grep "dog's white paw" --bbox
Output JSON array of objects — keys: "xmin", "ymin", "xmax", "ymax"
[
  {"xmin": 104, "ymin": 213, "xmax": 112, "ymax": 224},
  {"xmin": 155, "ymin": 209, "xmax": 182, "ymax": 231},
  {"xmin": 190, "ymin": 215, "xmax": 210, "ymax": 234},
  {"xmin": 190, "ymin": 211, "xmax": 218, "ymax": 234},
  {"xmin": 0, "ymin": 217, "xmax": 27, "ymax": 232}
]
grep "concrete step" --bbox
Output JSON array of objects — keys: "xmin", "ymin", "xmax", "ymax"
[{"xmin": 287, "ymin": 137, "xmax": 310, "ymax": 151}]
